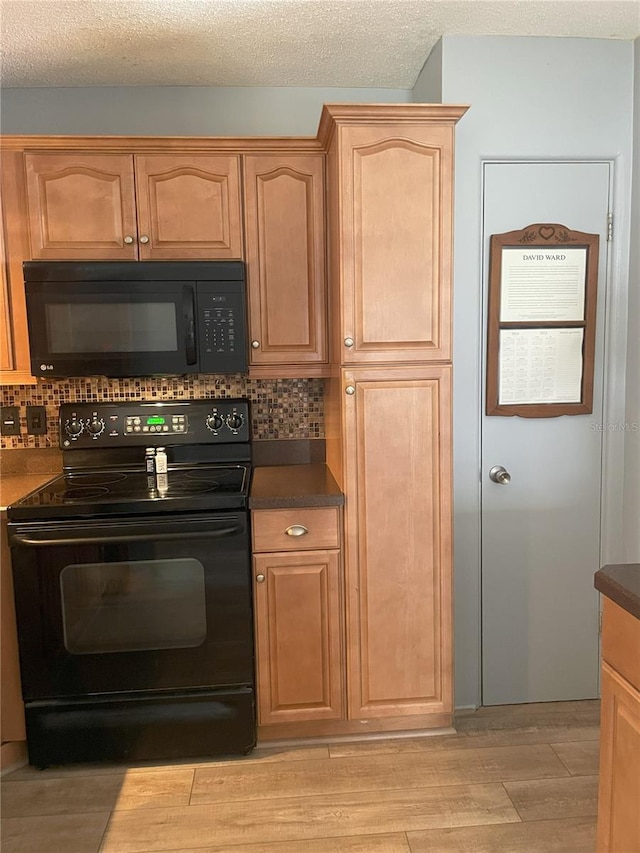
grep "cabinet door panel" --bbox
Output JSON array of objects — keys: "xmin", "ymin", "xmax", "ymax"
[
  {"xmin": 597, "ymin": 662, "xmax": 640, "ymax": 852},
  {"xmin": 25, "ymin": 154, "xmax": 137, "ymax": 260},
  {"xmin": 1, "ymin": 151, "xmax": 37, "ymax": 383},
  {"xmin": 135, "ymin": 155, "xmax": 242, "ymax": 259},
  {"xmin": 342, "ymin": 365, "xmax": 452, "ymax": 718},
  {"xmin": 254, "ymin": 550, "xmax": 343, "ymax": 724},
  {"xmin": 0, "ymin": 209, "xmax": 13, "ymax": 372},
  {"xmin": 337, "ymin": 125, "xmax": 453, "ymax": 362},
  {"xmin": 244, "ymin": 155, "xmax": 326, "ymax": 364}
]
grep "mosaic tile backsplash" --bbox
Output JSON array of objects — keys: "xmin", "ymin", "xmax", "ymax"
[{"xmin": 0, "ymin": 376, "xmax": 325, "ymax": 450}]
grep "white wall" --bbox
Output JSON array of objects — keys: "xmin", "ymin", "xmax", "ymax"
[
  {"xmin": 412, "ymin": 38, "xmax": 442, "ymax": 103},
  {"xmin": 427, "ymin": 36, "xmax": 635, "ymax": 709},
  {"xmin": 623, "ymin": 37, "xmax": 640, "ymax": 560},
  {"xmin": 0, "ymin": 86, "xmax": 410, "ymax": 135}
]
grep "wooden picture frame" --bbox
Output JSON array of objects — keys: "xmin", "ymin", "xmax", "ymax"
[{"xmin": 486, "ymin": 223, "xmax": 599, "ymax": 417}]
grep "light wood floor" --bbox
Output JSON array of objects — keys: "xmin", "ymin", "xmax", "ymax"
[{"xmin": 1, "ymin": 700, "xmax": 600, "ymax": 853}]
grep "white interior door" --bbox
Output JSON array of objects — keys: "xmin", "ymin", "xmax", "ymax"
[{"xmin": 481, "ymin": 161, "xmax": 611, "ymax": 706}]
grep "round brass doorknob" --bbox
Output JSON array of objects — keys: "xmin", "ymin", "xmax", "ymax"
[
  {"xmin": 345, "ymin": 386, "xmax": 355, "ymax": 395},
  {"xmin": 139, "ymin": 235, "xmax": 150, "ymax": 244},
  {"xmin": 344, "ymin": 337, "xmax": 354, "ymax": 347},
  {"xmin": 256, "ymin": 574, "xmax": 265, "ymax": 583},
  {"xmin": 123, "ymin": 235, "xmax": 134, "ymax": 244}
]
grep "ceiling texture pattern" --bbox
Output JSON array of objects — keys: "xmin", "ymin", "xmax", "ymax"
[{"xmin": 1, "ymin": 0, "xmax": 639, "ymax": 89}]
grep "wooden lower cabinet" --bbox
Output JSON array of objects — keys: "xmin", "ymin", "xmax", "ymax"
[
  {"xmin": 597, "ymin": 599, "xmax": 640, "ymax": 852},
  {"xmin": 327, "ymin": 364, "xmax": 453, "ymax": 724},
  {"xmin": 1, "ymin": 511, "xmax": 27, "ymax": 770},
  {"xmin": 253, "ymin": 549, "xmax": 343, "ymax": 726}
]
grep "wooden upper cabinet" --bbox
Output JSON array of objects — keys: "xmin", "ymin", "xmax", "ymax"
[
  {"xmin": 1, "ymin": 151, "xmax": 36, "ymax": 383},
  {"xmin": 327, "ymin": 117, "xmax": 461, "ymax": 364},
  {"xmin": 0, "ymin": 210, "xmax": 13, "ymax": 372},
  {"xmin": 25, "ymin": 153, "xmax": 138, "ymax": 260},
  {"xmin": 134, "ymin": 154, "xmax": 242, "ymax": 259},
  {"xmin": 24, "ymin": 152, "xmax": 243, "ymax": 261},
  {"xmin": 243, "ymin": 154, "xmax": 326, "ymax": 366}
]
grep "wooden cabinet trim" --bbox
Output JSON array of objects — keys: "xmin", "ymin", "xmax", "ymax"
[
  {"xmin": 317, "ymin": 104, "xmax": 470, "ymax": 147},
  {"xmin": 1, "ymin": 136, "xmax": 325, "ymax": 153}
]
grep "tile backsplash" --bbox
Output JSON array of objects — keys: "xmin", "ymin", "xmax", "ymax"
[{"xmin": 0, "ymin": 376, "xmax": 324, "ymax": 450}]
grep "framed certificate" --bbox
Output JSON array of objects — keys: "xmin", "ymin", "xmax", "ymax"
[{"xmin": 486, "ymin": 223, "xmax": 599, "ymax": 417}]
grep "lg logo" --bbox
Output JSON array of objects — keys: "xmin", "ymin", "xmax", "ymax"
[{"xmin": 40, "ymin": 364, "xmax": 54, "ymax": 371}]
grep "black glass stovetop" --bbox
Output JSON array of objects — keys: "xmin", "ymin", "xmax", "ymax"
[{"xmin": 8, "ymin": 464, "xmax": 250, "ymax": 521}]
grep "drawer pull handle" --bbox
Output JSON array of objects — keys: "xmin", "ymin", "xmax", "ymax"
[{"xmin": 285, "ymin": 525, "xmax": 309, "ymax": 537}]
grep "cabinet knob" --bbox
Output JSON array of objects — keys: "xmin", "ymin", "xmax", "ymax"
[
  {"xmin": 285, "ymin": 525, "xmax": 309, "ymax": 537},
  {"xmin": 344, "ymin": 337, "xmax": 354, "ymax": 348},
  {"xmin": 345, "ymin": 386, "xmax": 356, "ymax": 396},
  {"xmin": 123, "ymin": 235, "xmax": 135, "ymax": 244},
  {"xmin": 251, "ymin": 341, "xmax": 260, "ymax": 349},
  {"xmin": 139, "ymin": 235, "xmax": 150, "ymax": 244},
  {"xmin": 256, "ymin": 574, "xmax": 266, "ymax": 583}
]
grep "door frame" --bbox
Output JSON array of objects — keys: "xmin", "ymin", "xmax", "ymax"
[{"xmin": 476, "ymin": 156, "xmax": 628, "ymax": 706}]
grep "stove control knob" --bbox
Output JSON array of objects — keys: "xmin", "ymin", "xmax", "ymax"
[
  {"xmin": 226, "ymin": 413, "xmax": 244, "ymax": 432},
  {"xmin": 206, "ymin": 413, "xmax": 224, "ymax": 432},
  {"xmin": 86, "ymin": 416, "xmax": 105, "ymax": 438},
  {"xmin": 65, "ymin": 417, "xmax": 84, "ymax": 437}
]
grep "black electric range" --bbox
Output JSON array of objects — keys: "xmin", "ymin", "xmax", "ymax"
[{"xmin": 7, "ymin": 399, "xmax": 256, "ymax": 768}]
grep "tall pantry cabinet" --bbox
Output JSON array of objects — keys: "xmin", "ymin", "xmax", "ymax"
[{"xmin": 320, "ymin": 104, "xmax": 467, "ymax": 728}]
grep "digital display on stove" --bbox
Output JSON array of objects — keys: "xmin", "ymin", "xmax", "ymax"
[{"xmin": 147, "ymin": 416, "xmax": 166, "ymax": 425}]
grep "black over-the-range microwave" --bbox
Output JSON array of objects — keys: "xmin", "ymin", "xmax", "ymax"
[{"xmin": 23, "ymin": 261, "xmax": 248, "ymax": 378}]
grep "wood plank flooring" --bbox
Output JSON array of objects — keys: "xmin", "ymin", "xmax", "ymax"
[{"xmin": 1, "ymin": 700, "xmax": 600, "ymax": 853}]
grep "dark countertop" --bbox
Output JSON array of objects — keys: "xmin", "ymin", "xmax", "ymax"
[
  {"xmin": 595, "ymin": 564, "xmax": 640, "ymax": 621},
  {"xmin": 0, "ymin": 472, "xmax": 60, "ymax": 511},
  {"xmin": 249, "ymin": 464, "xmax": 344, "ymax": 510}
]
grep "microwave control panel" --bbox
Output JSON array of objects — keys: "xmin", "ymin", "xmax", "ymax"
[
  {"xmin": 59, "ymin": 399, "xmax": 250, "ymax": 448},
  {"xmin": 196, "ymin": 284, "xmax": 247, "ymax": 374}
]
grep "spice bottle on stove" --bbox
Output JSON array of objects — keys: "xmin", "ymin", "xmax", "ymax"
[
  {"xmin": 145, "ymin": 447, "xmax": 156, "ymax": 474},
  {"xmin": 155, "ymin": 447, "xmax": 168, "ymax": 495},
  {"xmin": 154, "ymin": 447, "xmax": 167, "ymax": 474}
]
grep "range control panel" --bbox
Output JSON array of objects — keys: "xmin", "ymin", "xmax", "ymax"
[{"xmin": 59, "ymin": 399, "xmax": 250, "ymax": 448}]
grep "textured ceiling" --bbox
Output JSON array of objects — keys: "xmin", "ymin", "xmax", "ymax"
[{"xmin": 1, "ymin": 0, "xmax": 639, "ymax": 89}]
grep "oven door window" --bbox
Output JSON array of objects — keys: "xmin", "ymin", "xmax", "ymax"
[{"xmin": 60, "ymin": 558, "xmax": 206, "ymax": 655}]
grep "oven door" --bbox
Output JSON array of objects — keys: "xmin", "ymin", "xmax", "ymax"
[{"xmin": 9, "ymin": 513, "xmax": 253, "ymax": 701}]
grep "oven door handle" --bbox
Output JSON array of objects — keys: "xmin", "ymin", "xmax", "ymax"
[{"xmin": 11, "ymin": 525, "xmax": 242, "ymax": 547}]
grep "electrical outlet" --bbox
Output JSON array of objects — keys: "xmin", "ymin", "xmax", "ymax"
[
  {"xmin": 26, "ymin": 405, "xmax": 47, "ymax": 435},
  {"xmin": 0, "ymin": 406, "xmax": 21, "ymax": 436}
]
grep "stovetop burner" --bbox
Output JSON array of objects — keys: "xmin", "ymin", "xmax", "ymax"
[
  {"xmin": 67, "ymin": 473, "xmax": 128, "ymax": 486},
  {"xmin": 63, "ymin": 487, "xmax": 111, "ymax": 500}
]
